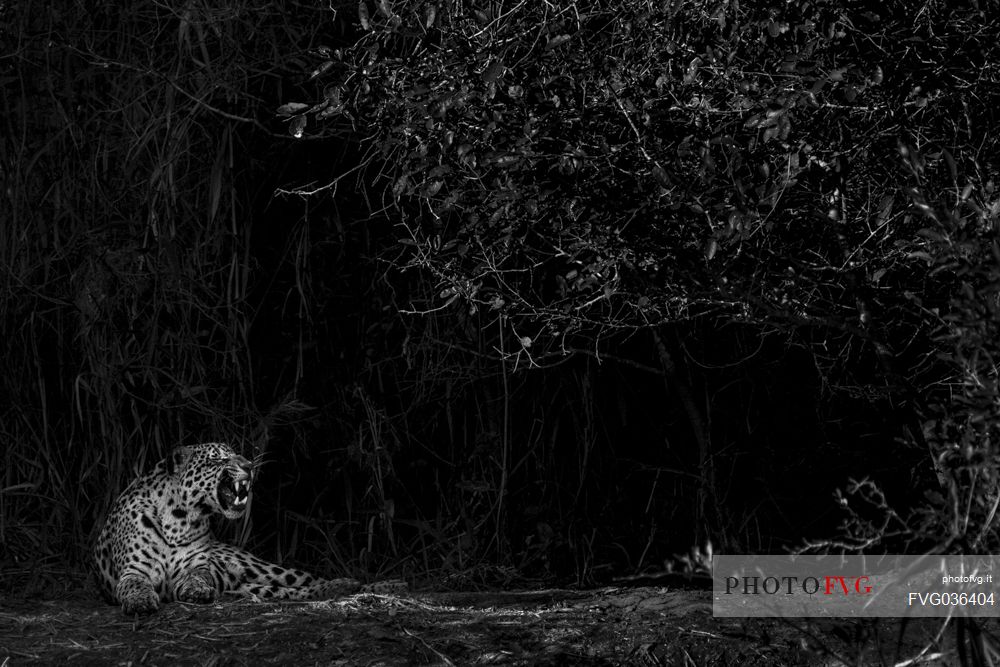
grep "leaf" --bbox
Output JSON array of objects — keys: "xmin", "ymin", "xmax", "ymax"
[
  {"xmin": 545, "ymin": 34, "xmax": 572, "ymax": 50},
  {"xmin": 289, "ymin": 114, "xmax": 307, "ymax": 138},
  {"xmin": 209, "ymin": 161, "xmax": 222, "ymax": 222},
  {"xmin": 877, "ymin": 194, "xmax": 894, "ymax": 223},
  {"xmin": 323, "ymin": 86, "xmax": 342, "ymax": 104},
  {"xmin": 942, "ymin": 149, "xmax": 957, "ymax": 183},
  {"xmin": 704, "ymin": 238, "xmax": 718, "ymax": 261},
  {"xmin": 482, "ymin": 60, "xmax": 504, "ymax": 84},
  {"xmin": 392, "ymin": 174, "xmax": 409, "ymax": 198},
  {"xmin": 424, "ymin": 4, "xmax": 437, "ymax": 29},
  {"xmin": 308, "ymin": 60, "xmax": 334, "ymax": 80},
  {"xmin": 307, "ymin": 99, "xmax": 330, "ymax": 114},
  {"xmin": 906, "ymin": 251, "xmax": 934, "ymax": 263},
  {"xmin": 684, "ymin": 57, "xmax": 702, "ymax": 83},
  {"xmin": 359, "ymin": 1, "xmax": 371, "ymax": 29},
  {"xmin": 423, "ymin": 180, "xmax": 443, "ymax": 197},
  {"xmin": 651, "ymin": 165, "xmax": 671, "ymax": 187},
  {"xmin": 276, "ymin": 102, "xmax": 309, "ymax": 116},
  {"xmin": 317, "ymin": 104, "xmax": 342, "ymax": 119}
]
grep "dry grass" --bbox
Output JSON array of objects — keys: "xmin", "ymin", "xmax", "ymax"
[{"xmin": 2, "ymin": 579, "xmax": 990, "ymax": 666}]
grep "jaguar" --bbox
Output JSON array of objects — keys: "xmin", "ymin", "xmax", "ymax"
[{"xmin": 93, "ymin": 442, "xmax": 397, "ymax": 614}]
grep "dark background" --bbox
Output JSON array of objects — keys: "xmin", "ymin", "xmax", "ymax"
[{"xmin": 2, "ymin": 0, "xmax": 999, "ymax": 593}]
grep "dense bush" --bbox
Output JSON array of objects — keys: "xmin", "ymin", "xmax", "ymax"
[
  {"xmin": 291, "ymin": 1, "xmax": 995, "ymax": 344},
  {"xmin": 288, "ymin": 0, "xmax": 1000, "ymax": 554}
]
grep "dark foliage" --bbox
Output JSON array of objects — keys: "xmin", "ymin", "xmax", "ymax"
[
  {"xmin": 291, "ymin": 0, "xmax": 1000, "ymax": 558},
  {"xmin": 3, "ymin": 0, "xmax": 1000, "ymax": 593}
]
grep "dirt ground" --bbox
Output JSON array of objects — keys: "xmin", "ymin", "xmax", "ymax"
[{"xmin": 1, "ymin": 578, "xmax": 994, "ymax": 666}]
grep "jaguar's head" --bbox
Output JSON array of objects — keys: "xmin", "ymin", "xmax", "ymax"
[{"xmin": 167, "ymin": 442, "xmax": 254, "ymax": 520}]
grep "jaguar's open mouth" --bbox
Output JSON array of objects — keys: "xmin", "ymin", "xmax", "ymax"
[{"xmin": 217, "ymin": 469, "xmax": 250, "ymax": 515}]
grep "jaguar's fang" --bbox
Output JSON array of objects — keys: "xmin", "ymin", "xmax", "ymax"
[{"xmin": 218, "ymin": 472, "xmax": 250, "ymax": 513}]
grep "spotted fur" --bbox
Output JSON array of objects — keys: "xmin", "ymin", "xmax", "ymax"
[{"xmin": 93, "ymin": 443, "xmax": 396, "ymax": 614}]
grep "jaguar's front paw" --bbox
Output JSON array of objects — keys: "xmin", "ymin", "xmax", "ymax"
[
  {"xmin": 175, "ymin": 570, "xmax": 218, "ymax": 604},
  {"xmin": 117, "ymin": 575, "xmax": 160, "ymax": 615}
]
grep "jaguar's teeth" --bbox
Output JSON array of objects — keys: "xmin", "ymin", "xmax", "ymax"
[{"xmin": 233, "ymin": 496, "xmax": 247, "ymax": 507}]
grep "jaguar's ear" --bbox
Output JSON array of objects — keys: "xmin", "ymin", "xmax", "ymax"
[{"xmin": 166, "ymin": 447, "xmax": 191, "ymax": 475}]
